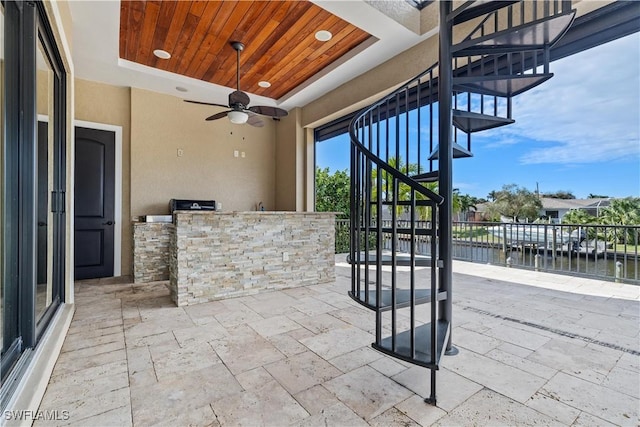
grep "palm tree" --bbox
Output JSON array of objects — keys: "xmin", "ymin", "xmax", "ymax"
[
  {"xmin": 370, "ymin": 157, "xmax": 416, "ymax": 217},
  {"xmin": 457, "ymin": 194, "xmax": 478, "ymax": 221},
  {"xmin": 562, "ymin": 209, "xmax": 596, "ymax": 225},
  {"xmin": 599, "ymin": 198, "xmax": 640, "ymax": 244},
  {"xmin": 561, "ymin": 209, "xmax": 598, "ymax": 240},
  {"xmin": 369, "ymin": 156, "xmax": 462, "ymax": 222}
]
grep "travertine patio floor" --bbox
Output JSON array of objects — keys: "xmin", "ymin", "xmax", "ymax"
[{"xmin": 35, "ymin": 258, "xmax": 639, "ymax": 426}]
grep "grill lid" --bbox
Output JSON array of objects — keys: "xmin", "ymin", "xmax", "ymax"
[{"xmin": 169, "ymin": 199, "xmax": 216, "ymax": 212}]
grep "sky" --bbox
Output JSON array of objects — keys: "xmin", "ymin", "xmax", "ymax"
[{"xmin": 316, "ymin": 32, "xmax": 640, "ymax": 200}]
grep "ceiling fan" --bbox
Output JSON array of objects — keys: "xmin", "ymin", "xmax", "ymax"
[{"xmin": 184, "ymin": 41, "xmax": 288, "ymax": 127}]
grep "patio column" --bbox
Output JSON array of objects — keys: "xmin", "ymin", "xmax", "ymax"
[{"xmin": 275, "ymin": 107, "xmax": 311, "ymax": 211}]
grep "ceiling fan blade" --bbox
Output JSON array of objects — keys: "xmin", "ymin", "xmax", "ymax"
[
  {"xmin": 205, "ymin": 111, "xmax": 231, "ymax": 121},
  {"xmin": 248, "ymin": 105, "xmax": 288, "ymax": 118},
  {"xmin": 246, "ymin": 114, "xmax": 265, "ymax": 128},
  {"xmin": 229, "ymin": 90, "xmax": 250, "ymax": 108},
  {"xmin": 184, "ymin": 99, "xmax": 228, "ymax": 109}
]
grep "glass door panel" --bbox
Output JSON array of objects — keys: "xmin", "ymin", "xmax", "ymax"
[{"xmin": 35, "ymin": 35, "xmax": 54, "ymax": 324}]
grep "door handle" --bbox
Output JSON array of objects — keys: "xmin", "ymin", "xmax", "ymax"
[
  {"xmin": 38, "ymin": 221, "xmax": 47, "ymax": 227},
  {"xmin": 102, "ymin": 221, "xmax": 114, "ymax": 226}
]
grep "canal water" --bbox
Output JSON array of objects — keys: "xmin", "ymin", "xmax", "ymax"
[
  {"xmin": 386, "ymin": 238, "xmax": 639, "ymax": 284},
  {"xmin": 452, "ymin": 244, "xmax": 638, "ymax": 284}
]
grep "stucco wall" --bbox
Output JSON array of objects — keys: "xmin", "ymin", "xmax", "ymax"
[
  {"xmin": 130, "ymin": 88, "xmax": 277, "ymax": 215},
  {"xmin": 275, "ymin": 108, "xmax": 302, "ymax": 211}
]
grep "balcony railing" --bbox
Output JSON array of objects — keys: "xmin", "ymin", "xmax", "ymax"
[{"xmin": 335, "ymin": 219, "xmax": 639, "ymax": 284}]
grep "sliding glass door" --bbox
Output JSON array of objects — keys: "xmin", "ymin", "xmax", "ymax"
[
  {"xmin": 1, "ymin": 0, "xmax": 23, "ymax": 388},
  {"xmin": 35, "ymin": 11, "xmax": 65, "ymax": 336},
  {"xmin": 1, "ymin": 2, "xmax": 7, "ymax": 371},
  {"xmin": 1, "ymin": 0, "xmax": 66, "ymax": 406}
]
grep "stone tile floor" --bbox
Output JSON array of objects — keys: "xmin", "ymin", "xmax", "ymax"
[{"xmin": 36, "ymin": 259, "xmax": 639, "ymax": 426}]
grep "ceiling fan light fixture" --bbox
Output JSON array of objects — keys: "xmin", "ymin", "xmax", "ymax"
[
  {"xmin": 258, "ymin": 81, "xmax": 271, "ymax": 88},
  {"xmin": 228, "ymin": 110, "xmax": 249, "ymax": 124},
  {"xmin": 315, "ymin": 30, "xmax": 332, "ymax": 42},
  {"xmin": 153, "ymin": 49, "xmax": 171, "ymax": 59}
]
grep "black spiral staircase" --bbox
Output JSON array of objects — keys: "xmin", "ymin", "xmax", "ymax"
[{"xmin": 348, "ymin": 0, "xmax": 575, "ymax": 404}]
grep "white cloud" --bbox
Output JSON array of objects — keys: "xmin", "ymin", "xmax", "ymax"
[
  {"xmin": 483, "ymin": 135, "xmax": 522, "ymax": 148},
  {"xmin": 453, "ymin": 181, "xmax": 479, "ymax": 192},
  {"xmin": 477, "ymin": 33, "xmax": 640, "ymax": 165}
]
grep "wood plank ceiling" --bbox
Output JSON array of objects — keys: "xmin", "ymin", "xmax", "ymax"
[{"xmin": 119, "ymin": 0, "xmax": 372, "ymax": 100}]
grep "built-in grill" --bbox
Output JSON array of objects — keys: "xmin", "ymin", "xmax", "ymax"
[{"xmin": 169, "ymin": 199, "xmax": 216, "ymax": 212}]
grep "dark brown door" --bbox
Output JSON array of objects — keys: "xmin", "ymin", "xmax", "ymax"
[{"xmin": 74, "ymin": 126, "xmax": 115, "ymax": 280}]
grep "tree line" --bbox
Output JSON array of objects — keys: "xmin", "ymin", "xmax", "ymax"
[{"xmin": 316, "ymin": 166, "xmax": 640, "ymax": 227}]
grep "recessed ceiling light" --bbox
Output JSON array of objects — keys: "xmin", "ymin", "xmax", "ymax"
[
  {"xmin": 175, "ymin": 86, "xmax": 188, "ymax": 92},
  {"xmin": 153, "ymin": 49, "xmax": 171, "ymax": 59},
  {"xmin": 258, "ymin": 81, "xmax": 271, "ymax": 88},
  {"xmin": 315, "ymin": 30, "xmax": 332, "ymax": 42}
]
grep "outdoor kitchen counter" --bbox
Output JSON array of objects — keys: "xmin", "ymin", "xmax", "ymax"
[
  {"xmin": 133, "ymin": 221, "xmax": 173, "ymax": 283},
  {"xmin": 169, "ymin": 211, "xmax": 336, "ymax": 306}
]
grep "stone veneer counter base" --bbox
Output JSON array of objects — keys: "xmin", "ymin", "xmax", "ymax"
[
  {"xmin": 133, "ymin": 222, "xmax": 172, "ymax": 283},
  {"xmin": 170, "ymin": 211, "xmax": 336, "ymax": 306}
]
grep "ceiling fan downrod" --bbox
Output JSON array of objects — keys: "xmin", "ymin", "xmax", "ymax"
[{"xmin": 231, "ymin": 41, "xmax": 244, "ymax": 93}]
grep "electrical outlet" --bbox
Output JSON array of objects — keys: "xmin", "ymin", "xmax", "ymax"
[
  {"xmin": 177, "ymin": 148, "xmax": 184, "ymax": 157},
  {"xmin": 282, "ymin": 252, "xmax": 289, "ymax": 262},
  {"xmin": 234, "ymin": 150, "xmax": 239, "ymax": 158}
]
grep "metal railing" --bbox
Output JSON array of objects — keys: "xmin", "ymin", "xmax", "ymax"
[
  {"xmin": 335, "ymin": 219, "xmax": 350, "ymax": 254},
  {"xmin": 448, "ymin": 222, "xmax": 639, "ymax": 284},
  {"xmin": 457, "ymin": 0, "xmax": 573, "ymax": 42},
  {"xmin": 335, "ymin": 219, "xmax": 639, "ymax": 285}
]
